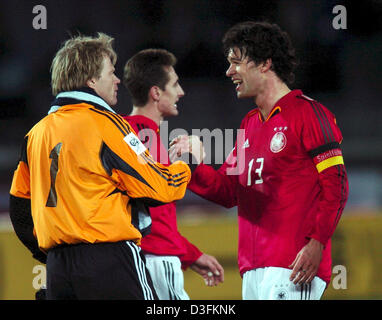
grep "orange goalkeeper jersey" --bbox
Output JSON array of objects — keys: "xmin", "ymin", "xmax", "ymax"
[{"xmin": 10, "ymin": 89, "xmax": 190, "ymax": 250}]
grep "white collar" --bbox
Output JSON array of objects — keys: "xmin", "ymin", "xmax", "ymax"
[{"xmin": 48, "ymin": 90, "xmax": 116, "ymax": 114}]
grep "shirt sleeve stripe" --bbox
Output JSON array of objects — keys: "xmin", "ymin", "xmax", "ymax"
[
  {"xmin": 90, "ymin": 108, "xmax": 128, "ymax": 136},
  {"xmin": 142, "ymin": 153, "xmax": 188, "ymax": 184},
  {"xmin": 145, "ymin": 161, "xmax": 188, "ymax": 186},
  {"xmin": 316, "ymin": 156, "xmax": 344, "ymax": 173},
  {"xmin": 313, "ymin": 101, "xmax": 335, "ymax": 142},
  {"xmin": 108, "ymin": 112, "xmax": 132, "ymax": 135},
  {"xmin": 334, "ymin": 164, "xmax": 347, "ymax": 228},
  {"xmin": 97, "ymin": 109, "xmax": 133, "ymax": 136},
  {"xmin": 141, "ymin": 153, "xmax": 171, "ymax": 175},
  {"xmin": 314, "ymin": 102, "xmax": 331, "ymax": 142},
  {"xmin": 306, "ymin": 100, "xmax": 329, "ymax": 143}
]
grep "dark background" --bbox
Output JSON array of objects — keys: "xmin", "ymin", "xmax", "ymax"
[{"xmin": 0, "ymin": 0, "xmax": 381, "ymax": 212}]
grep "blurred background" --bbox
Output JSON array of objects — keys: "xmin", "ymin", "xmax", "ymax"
[{"xmin": 0, "ymin": 0, "xmax": 381, "ymax": 299}]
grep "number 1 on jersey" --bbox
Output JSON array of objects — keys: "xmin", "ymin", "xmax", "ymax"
[
  {"xmin": 247, "ymin": 157, "xmax": 264, "ymax": 186},
  {"xmin": 46, "ymin": 142, "xmax": 62, "ymax": 207}
]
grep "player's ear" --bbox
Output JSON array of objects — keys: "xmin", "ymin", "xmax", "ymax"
[
  {"xmin": 149, "ymin": 86, "xmax": 161, "ymax": 102},
  {"xmin": 261, "ymin": 58, "xmax": 272, "ymax": 73},
  {"xmin": 86, "ymin": 78, "xmax": 97, "ymax": 90}
]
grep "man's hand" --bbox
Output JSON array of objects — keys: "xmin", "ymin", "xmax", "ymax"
[
  {"xmin": 169, "ymin": 135, "xmax": 205, "ymax": 164},
  {"xmin": 189, "ymin": 253, "xmax": 224, "ymax": 286},
  {"xmin": 289, "ymin": 238, "xmax": 324, "ymax": 285}
]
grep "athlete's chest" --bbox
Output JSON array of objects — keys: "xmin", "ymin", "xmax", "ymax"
[{"xmin": 237, "ymin": 113, "xmax": 306, "ymax": 187}]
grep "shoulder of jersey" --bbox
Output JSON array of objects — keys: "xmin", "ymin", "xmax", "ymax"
[
  {"xmin": 238, "ymin": 108, "xmax": 259, "ymax": 127},
  {"xmin": 244, "ymin": 108, "xmax": 260, "ymax": 120},
  {"xmin": 297, "ymin": 93, "xmax": 316, "ymax": 103},
  {"xmin": 291, "ymin": 93, "xmax": 319, "ymax": 113}
]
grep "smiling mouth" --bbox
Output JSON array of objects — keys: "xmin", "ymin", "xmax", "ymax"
[{"xmin": 233, "ymin": 79, "xmax": 242, "ymax": 91}]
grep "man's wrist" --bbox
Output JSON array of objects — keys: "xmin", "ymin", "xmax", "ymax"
[{"xmin": 308, "ymin": 237, "xmax": 324, "ymax": 251}]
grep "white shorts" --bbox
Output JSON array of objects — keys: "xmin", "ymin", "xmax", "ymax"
[
  {"xmin": 144, "ymin": 254, "xmax": 190, "ymax": 300},
  {"xmin": 242, "ymin": 267, "xmax": 327, "ymax": 300}
]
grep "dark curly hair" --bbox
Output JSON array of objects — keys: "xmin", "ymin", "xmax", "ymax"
[{"xmin": 222, "ymin": 21, "xmax": 298, "ymax": 84}]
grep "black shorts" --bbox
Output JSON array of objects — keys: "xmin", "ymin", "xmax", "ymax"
[{"xmin": 46, "ymin": 241, "xmax": 158, "ymax": 300}]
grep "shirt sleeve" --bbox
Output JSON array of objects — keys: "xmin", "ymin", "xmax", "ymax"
[
  {"xmin": 100, "ymin": 113, "xmax": 191, "ymax": 205},
  {"xmin": 9, "ymin": 136, "xmax": 46, "ymax": 263},
  {"xmin": 188, "ymin": 145, "xmax": 238, "ymax": 209},
  {"xmin": 179, "ymin": 235, "xmax": 203, "ymax": 270},
  {"xmin": 187, "ymin": 115, "xmax": 250, "ymax": 208},
  {"xmin": 301, "ymin": 100, "xmax": 349, "ymax": 246},
  {"xmin": 10, "ymin": 136, "xmax": 31, "ymax": 199},
  {"xmin": 301, "ymin": 100, "xmax": 344, "ymax": 172}
]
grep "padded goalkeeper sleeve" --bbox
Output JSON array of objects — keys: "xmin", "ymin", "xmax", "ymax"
[{"xmin": 9, "ymin": 195, "xmax": 46, "ymax": 264}]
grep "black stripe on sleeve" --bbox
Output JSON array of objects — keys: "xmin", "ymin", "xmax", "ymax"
[
  {"xmin": 313, "ymin": 101, "xmax": 335, "ymax": 142},
  {"xmin": 297, "ymin": 96, "xmax": 337, "ymax": 145},
  {"xmin": 131, "ymin": 147, "xmax": 188, "ymax": 187},
  {"xmin": 334, "ymin": 164, "xmax": 346, "ymax": 228},
  {"xmin": 308, "ymin": 141, "xmax": 341, "ymax": 158},
  {"xmin": 308, "ymin": 101, "xmax": 329, "ymax": 144},
  {"xmin": 144, "ymin": 161, "xmax": 187, "ymax": 187},
  {"xmin": 142, "ymin": 152, "xmax": 170, "ymax": 172},
  {"xmin": 89, "ymin": 108, "xmax": 128, "ymax": 136},
  {"xmin": 108, "ymin": 112, "xmax": 132, "ymax": 134},
  {"xmin": 100, "ymin": 142, "xmax": 156, "ymax": 192},
  {"xmin": 141, "ymin": 152, "xmax": 188, "ymax": 186},
  {"xmin": 141, "ymin": 153, "xmax": 171, "ymax": 175}
]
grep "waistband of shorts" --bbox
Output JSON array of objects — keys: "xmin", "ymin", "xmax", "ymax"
[
  {"xmin": 144, "ymin": 253, "xmax": 181, "ymax": 262},
  {"xmin": 47, "ymin": 240, "xmax": 136, "ymax": 252}
]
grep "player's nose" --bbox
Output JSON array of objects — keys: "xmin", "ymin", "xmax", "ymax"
[
  {"xmin": 226, "ymin": 64, "xmax": 235, "ymax": 77},
  {"xmin": 178, "ymin": 85, "xmax": 185, "ymax": 97},
  {"xmin": 114, "ymin": 74, "xmax": 121, "ymax": 84}
]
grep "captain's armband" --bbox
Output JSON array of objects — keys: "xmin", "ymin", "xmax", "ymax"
[{"xmin": 309, "ymin": 142, "xmax": 344, "ymax": 173}]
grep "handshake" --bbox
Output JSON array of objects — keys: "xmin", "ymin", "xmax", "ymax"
[{"xmin": 169, "ymin": 135, "xmax": 206, "ymax": 165}]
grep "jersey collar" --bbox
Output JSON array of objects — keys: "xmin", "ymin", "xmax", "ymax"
[{"xmin": 48, "ymin": 87, "xmax": 116, "ymax": 114}]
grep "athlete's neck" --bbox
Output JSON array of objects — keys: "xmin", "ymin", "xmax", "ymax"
[
  {"xmin": 255, "ymin": 79, "xmax": 291, "ymax": 121},
  {"xmin": 130, "ymin": 104, "xmax": 162, "ymax": 127}
]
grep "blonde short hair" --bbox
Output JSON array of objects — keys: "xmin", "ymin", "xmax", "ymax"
[{"xmin": 51, "ymin": 32, "xmax": 117, "ymax": 95}]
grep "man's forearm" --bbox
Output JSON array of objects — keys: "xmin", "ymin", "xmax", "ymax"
[{"xmin": 308, "ymin": 164, "xmax": 349, "ymax": 246}]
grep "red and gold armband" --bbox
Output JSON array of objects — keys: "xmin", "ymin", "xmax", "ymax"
[{"xmin": 309, "ymin": 142, "xmax": 344, "ymax": 173}]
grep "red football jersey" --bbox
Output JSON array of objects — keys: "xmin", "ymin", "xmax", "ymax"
[
  {"xmin": 188, "ymin": 90, "xmax": 348, "ymax": 284},
  {"xmin": 123, "ymin": 115, "xmax": 202, "ymax": 269}
]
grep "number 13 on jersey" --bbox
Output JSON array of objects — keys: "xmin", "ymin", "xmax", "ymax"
[{"xmin": 247, "ymin": 157, "xmax": 264, "ymax": 186}]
